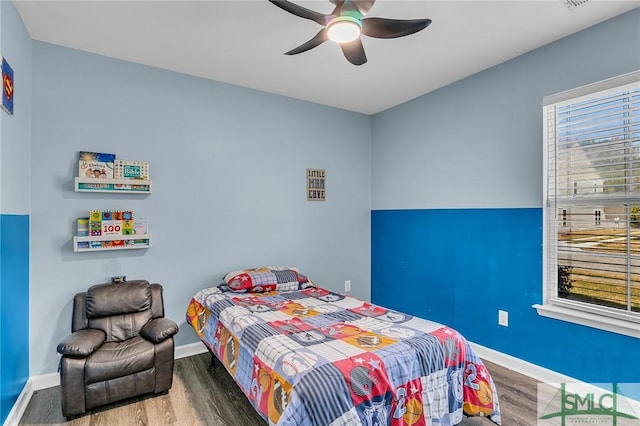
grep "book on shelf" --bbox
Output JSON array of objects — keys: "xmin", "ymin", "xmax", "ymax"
[
  {"xmin": 76, "ymin": 182, "xmax": 150, "ymax": 191},
  {"xmin": 77, "ymin": 182, "xmax": 115, "ymax": 191},
  {"xmin": 78, "ymin": 240, "xmax": 148, "ymax": 250},
  {"xmin": 132, "ymin": 218, "xmax": 147, "ymax": 233},
  {"xmin": 114, "ymin": 160, "xmax": 149, "ymax": 181},
  {"xmin": 133, "ymin": 218, "xmax": 149, "ymax": 245},
  {"xmin": 78, "ymin": 151, "xmax": 116, "ymax": 179},
  {"xmin": 76, "ymin": 217, "xmax": 89, "ymax": 249},
  {"xmin": 76, "ymin": 218, "xmax": 89, "ymax": 236},
  {"xmin": 113, "ymin": 183, "xmax": 150, "ymax": 191},
  {"xmin": 75, "ymin": 210, "xmax": 150, "ymax": 250},
  {"xmin": 88, "ymin": 210, "xmax": 134, "ymax": 237}
]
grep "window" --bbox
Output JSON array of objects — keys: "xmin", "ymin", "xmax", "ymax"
[{"xmin": 535, "ymin": 71, "xmax": 640, "ymax": 338}]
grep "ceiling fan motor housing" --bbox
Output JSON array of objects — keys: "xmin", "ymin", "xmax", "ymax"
[{"xmin": 327, "ymin": 16, "xmax": 362, "ymax": 43}]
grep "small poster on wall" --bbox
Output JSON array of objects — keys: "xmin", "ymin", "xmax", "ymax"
[
  {"xmin": 1, "ymin": 57, "xmax": 14, "ymax": 115},
  {"xmin": 307, "ymin": 168, "xmax": 325, "ymax": 201}
]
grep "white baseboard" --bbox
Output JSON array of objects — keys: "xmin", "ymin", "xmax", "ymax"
[
  {"xmin": 470, "ymin": 341, "xmax": 640, "ymax": 415},
  {"xmin": 469, "ymin": 341, "xmax": 579, "ymax": 384},
  {"xmin": 3, "ymin": 379, "xmax": 33, "ymax": 426},
  {"xmin": 175, "ymin": 341, "xmax": 208, "ymax": 359},
  {"xmin": 30, "ymin": 372, "xmax": 60, "ymax": 391}
]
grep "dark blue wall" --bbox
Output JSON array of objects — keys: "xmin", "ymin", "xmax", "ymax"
[
  {"xmin": 372, "ymin": 208, "xmax": 640, "ymax": 382},
  {"xmin": 0, "ymin": 214, "xmax": 30, "ymax": 423}
]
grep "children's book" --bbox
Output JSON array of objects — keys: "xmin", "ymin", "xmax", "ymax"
[
  {"xmin": 79, "ymin": 151, "xmax": 115, "ymax": 179},
  {"xmin": 133, "ymin": 218, "xmax": 148, "ymax": 235},
  {"xmin": 76, "ymin": 217, "xmax": 89, "ymax": 249},
  {"xmin": 76, "ymin": 218, "xmax": 89, "ymax": 236},
  {"xmin": 114, "ymin": 160, "xmax": 149, "ymax": 180}
]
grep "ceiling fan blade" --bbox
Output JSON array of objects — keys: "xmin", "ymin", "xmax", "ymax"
[
  {"xmin": 285, "ymin": 28, "xmax": 329, "ymax": 55},
  {"xmin": 361, "ymin": 17, "xmax": 432, "ymax": 39},
  {"xmin": 340, "ymin": 38, "xmax": 367, "ymax": 65},
  {"xmin": 268, "ymin": 0, "xmax": 330, "ymax": 26},
  {"xmin": 352, "ymin": 0, "xmax": 376, "ymax": 16}
]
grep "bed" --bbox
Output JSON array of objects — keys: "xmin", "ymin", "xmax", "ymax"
[{"xmin": 186, "ymin": 267, "xmax": 502, "ymax": 425}]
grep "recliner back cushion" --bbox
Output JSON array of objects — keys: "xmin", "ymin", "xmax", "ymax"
[
  {"xmin": 86, "ymin": 281, "xmax": 153, "ymax": 341},
  {"xmin": 86, "ymin": 281, "xmax": 151, "ymax": 317}
]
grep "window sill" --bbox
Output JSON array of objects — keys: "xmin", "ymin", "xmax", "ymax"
[{"xmin": 533, "ymin": 303, "xmax": 640, "ymax": 338}]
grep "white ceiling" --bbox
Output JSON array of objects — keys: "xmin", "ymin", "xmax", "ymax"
[{"xmin": 13, "ymin": 0, "xmax": 640, "ymax": 114}]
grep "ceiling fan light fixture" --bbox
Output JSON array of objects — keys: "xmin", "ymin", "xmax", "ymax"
[
  {"xmin": 268, "ymin": 0, "xmax": 433, "ymax": 65},
  {"xmin": 327, "ymin": 16, "xmax": 362, "ymax": 44}
]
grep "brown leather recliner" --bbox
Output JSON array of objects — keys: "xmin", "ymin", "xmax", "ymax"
[{"xmin": 56, "ymin": 280, "xmax": 179, "ymax": 418}]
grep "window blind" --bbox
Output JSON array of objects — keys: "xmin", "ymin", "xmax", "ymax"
[{"xmin": 544, "ymin": 71, "xmax": 640, "ymax": 317}]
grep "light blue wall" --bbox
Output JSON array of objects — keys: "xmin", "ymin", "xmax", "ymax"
[
  {"xmin": 1, "ymin": 3, "xmax": 30, "ymax": 214},
  {"xmin": 0, "ymin": 1, "xmax": 32, "ymax": 423},
  {"xmin": 30, "ymin": 41, "xmax": 371, "ymax": 375},
  {"xmin": 370, "ymin": 9, "xmax": 640, "ymax": 383}
]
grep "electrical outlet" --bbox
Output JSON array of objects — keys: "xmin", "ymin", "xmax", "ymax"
[
  {"xmin": 498, "ymin": 310, "xmax": 509, "ymax": 327},
  {"xmin": 344, "ymin": 280, "xmax": 351, "ymax": 292}
]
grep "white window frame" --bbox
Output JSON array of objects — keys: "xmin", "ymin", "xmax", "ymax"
[{"xmin": 534, "ymin": 70, "xmax": 640, "ymax": 338}]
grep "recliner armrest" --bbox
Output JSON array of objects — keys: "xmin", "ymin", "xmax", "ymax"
[
  {"xmin": 57, "ymin": 329, "xmax": 106, "ymax": 357},
  {"xmin": 140, "ymin": 318, "xmax": 179, "ymax": 343}
]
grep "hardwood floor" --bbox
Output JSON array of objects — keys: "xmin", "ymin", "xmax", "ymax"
[{"xmin": 18, "ymin": 354, "xmax": 539, "ymax": 425}]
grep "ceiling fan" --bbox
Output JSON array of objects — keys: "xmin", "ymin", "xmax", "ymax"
[{"xmin": 268, "ymin": 0, "xmax": 432, "ymax": 66}]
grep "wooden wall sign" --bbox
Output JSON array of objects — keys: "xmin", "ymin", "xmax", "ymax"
[{"xmin": 307, "ymin": 168, "xmax": 325, "ymax": 201}]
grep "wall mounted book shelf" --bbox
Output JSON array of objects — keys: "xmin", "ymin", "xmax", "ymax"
[
  {"xmin": 74, "ymin": 177, "xmax": 152, "ymax": 194},
  {"xmin": 73, "ymin": 234, "xmax": 151, "ymax": 252}
]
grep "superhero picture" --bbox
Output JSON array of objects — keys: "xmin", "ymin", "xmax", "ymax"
[{"xmin": 1, "ymin": 57, "xmax": 13, "ymax": 115}]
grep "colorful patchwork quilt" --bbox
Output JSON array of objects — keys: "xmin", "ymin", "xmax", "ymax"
[{"xmin": 186, "ymin": 285, "xmax": 502, "ymax": 426}]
